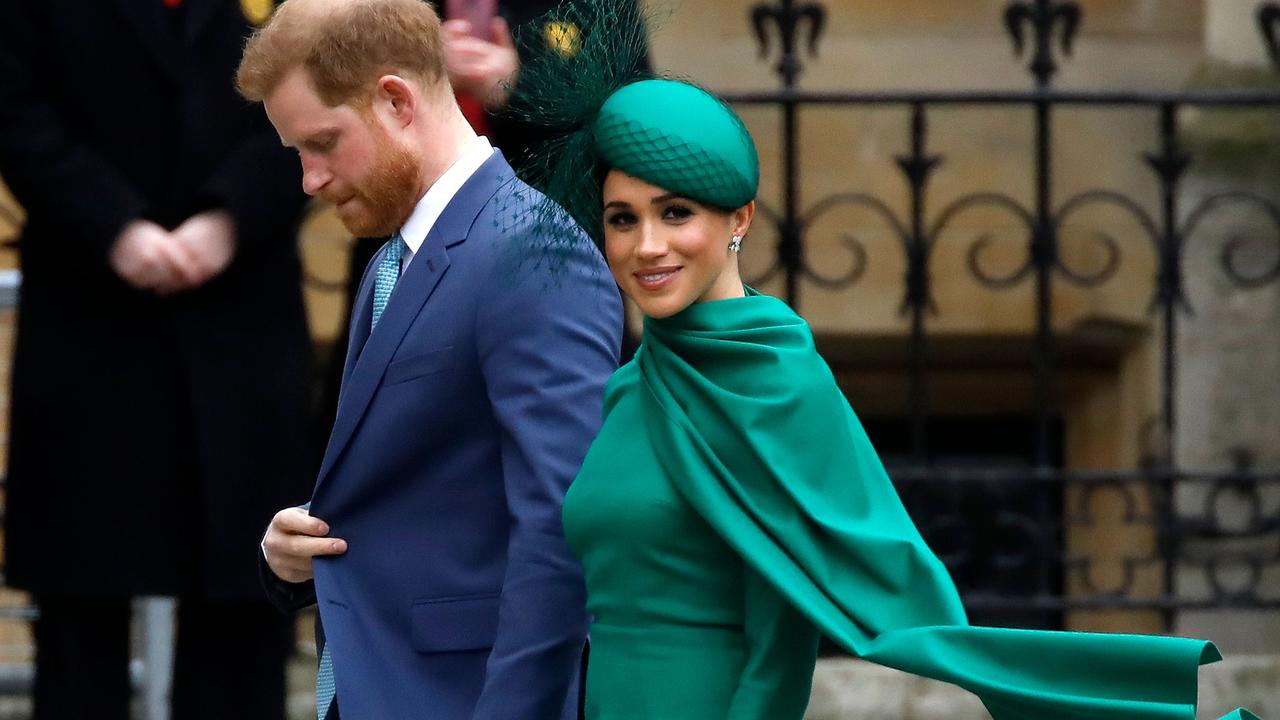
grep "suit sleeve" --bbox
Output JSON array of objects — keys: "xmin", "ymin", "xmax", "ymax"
[
  {"xmin": 0, "ymin": 1, "xmax": 146, "ymax": 262},
  {"xmin": 258, "ymin": 550, "xmax": 318, "ymax": 613},
  {"xmin": 471, "ymin": 221, "xmax": 621, "ymax": 719},
  {"xmin": 726, "ymin": 568, "xmax": 821, "ymax": 719}
]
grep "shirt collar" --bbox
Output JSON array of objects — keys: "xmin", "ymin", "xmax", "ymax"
[{"xmin": 399, "ymin": 135, "xmax": 494, "ymax": 255}]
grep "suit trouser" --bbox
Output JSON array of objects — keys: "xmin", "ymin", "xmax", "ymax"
[{"xmin": 33, "ymin": 595, "xmax": 291, "ymax": 720}]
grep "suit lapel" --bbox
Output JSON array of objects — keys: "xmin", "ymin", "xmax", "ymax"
[
  {"xmin": 339, "ymin": 242, "xmax": 381, "ymax": 392},
  {"xmin": 313, "ymin": 152, "xmax": 513, "ymax": 493},
  {"xmin": 109, "ymin": 0, "xmax": 177, "ymax": 82}
]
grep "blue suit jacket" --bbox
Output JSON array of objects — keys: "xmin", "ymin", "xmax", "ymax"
[{"xmin": 284, "ymin": 152, "xmax": 620, "ymax": 719}]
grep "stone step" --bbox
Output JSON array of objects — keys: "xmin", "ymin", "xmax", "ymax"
[{"xmin": 806, "ymin": 656, "xmax": 1280, "ymax": 720}]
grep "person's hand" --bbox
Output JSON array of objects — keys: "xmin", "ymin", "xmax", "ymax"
[
  {"xmin": 262, "ymin": 507, "xmax": 347, "ymax": 584},
  {"xmin": 171, "ymin": 209, "xmax": 236, "ymax": 288},
  {"xmin": 442, "ymin": 16, "xmax": 519, "ymax": 109},
  {"xmin": 109, "ymin": 220, "xmax": 200, "ymax": 294}
]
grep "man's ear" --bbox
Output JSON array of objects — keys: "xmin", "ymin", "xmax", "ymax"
[{"xmin": 374, "ymin": 75, "xmax": 416, "ymax": 129}]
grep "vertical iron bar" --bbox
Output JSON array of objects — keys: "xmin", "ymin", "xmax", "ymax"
[
  {"xmin": 1156, "ymin": 105, "xmax": 1183, "ymax": 474},
  {"xmin": 782, "ymin": 97, "xmax": 802, "ymax": 307},
  {"xmin": 1146, "ymin": 103, "xmax": 1189, "ymax": 631},
  {"xmin": 1033, "ymin": 100, "xmax": 1056, "ymax": 469},
  {"xmin": 909, "ymin": 106, "xmax": 928, "ymax": 462},
  {"xmin": 897, "ymin": 103, "xmax": 939, "ymax": 462},
  {"xmin": 751, "ymin": 0, "xmax": 825, "ymax": 308},
  {"xmin": 762, "ymin": 0, "xmax": 806, "ymax": 308},
  {"xmin": 1032, "ymin": 96, "xmax": 1057, "ymax": 603},
  {"xmin": 1158, "ymin": 107, "xmax": 1179, "ymax": 633},
  {"xmin": 1006, "ymin": 0, "xmax": 1080, "ymax": 622}
]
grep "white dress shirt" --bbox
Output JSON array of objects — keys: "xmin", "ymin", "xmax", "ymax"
[{"xmin": 397, "ymin": 135, "xmax": 495, "ymax": 271}]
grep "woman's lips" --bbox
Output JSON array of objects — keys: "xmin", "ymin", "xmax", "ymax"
[{"xmin": 634, "ymin": 266, "xmax": 681, "ymax": 291}]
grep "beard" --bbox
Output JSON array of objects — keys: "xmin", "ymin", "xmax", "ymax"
[{"xmin": 329, "ymin": 129, "xmax": 421, "ymax": 238}]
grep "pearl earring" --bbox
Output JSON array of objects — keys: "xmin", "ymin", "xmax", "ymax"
[{"xmin": 729, "ymin": 234, "xmax": 743, "ymax": 253}]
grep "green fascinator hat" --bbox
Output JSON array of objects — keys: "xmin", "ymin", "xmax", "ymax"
[
  {"xmin": 594, "ymin": 79, "xmax": 759, "ymax": 212},
  {"xmin": 504, "ymin": 1, "xmax": 759, "ymax": 245}
]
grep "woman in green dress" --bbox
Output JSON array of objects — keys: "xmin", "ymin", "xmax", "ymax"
[{"xmin": 506, "ymin": 6, "xmax": 1259, "ymax": 720}]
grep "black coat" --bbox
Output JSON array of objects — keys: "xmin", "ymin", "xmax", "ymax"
[{"xmin": 0, "ymin": 0, "xmax": 313, "ymax": 599}]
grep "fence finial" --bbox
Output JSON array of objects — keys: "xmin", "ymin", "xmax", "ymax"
[
  {"xmin": 750, "ymin": 0, "xmax": 827, "ymax": 88},
  {"xmin": 1004, "ymin": 0, "xmax": 1082, "ymax": 88}
]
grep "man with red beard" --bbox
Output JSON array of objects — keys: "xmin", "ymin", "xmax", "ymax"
[
  {"xmin": 237, "ymin": 0, "xmax": 621, "ymax": 718},
  {"xmin": 312, "ymin": 0, "xmax": 650, "ymax": 450}
]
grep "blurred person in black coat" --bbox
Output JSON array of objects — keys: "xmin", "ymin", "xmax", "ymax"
[{"xmin": 0, "ymin": 1, "xmax": 312, "ymax": 718}]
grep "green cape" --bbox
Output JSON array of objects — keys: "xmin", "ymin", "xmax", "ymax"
[{"xmin": 636, "ymin": 289, "xmax": 1254, "ymax": 720}]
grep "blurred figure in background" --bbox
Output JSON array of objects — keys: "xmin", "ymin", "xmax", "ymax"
[
  {"xmin": 0, "ymin": 1, "xmax": 312, "ymax": 718},
  {"xmin": 439, "ymin": 0, "xmax": 649, "ymax": 162}
]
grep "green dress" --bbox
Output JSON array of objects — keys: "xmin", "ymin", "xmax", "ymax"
[{"xmin": 563, "ymin": 290, "xmax": 1255, "ymax": 720}]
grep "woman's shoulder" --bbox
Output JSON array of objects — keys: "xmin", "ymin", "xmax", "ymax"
[
  {"xmin": 593, "ymin": 358, "xmax": 645, "ymax": 425},
  {"xmin": 603, "ymin": 356, "xmax": 641, "ymax": 405}
]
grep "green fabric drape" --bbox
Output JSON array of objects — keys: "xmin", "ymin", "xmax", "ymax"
[{"xmin": 636, "ymin": 288, "xmax": 1254, "ymax": 720}]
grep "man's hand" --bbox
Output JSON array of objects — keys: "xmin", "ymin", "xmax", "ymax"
[
  {"xmin": 442, "ymin": 16, "xmax": 519, "ymax": 109},
  {"xmin": 109, "ymin": 220, "xmax": 200, "ymax": 294},
  {"xmin": 171, "ymin": 209, "xmax": 236, "ymax": 287},
  {"xmin": 263, "ymin": 507, "xmax": 347, "ymax": 584}
]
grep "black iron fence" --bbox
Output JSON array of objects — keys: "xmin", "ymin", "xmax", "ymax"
[{"xmin": 733, "ymin": 0, "xmax": 1280, "ymax": 629}]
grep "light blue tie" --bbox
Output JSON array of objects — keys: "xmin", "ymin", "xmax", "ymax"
[
  {"xmin": 371, "ymin": 233, "xmax": 407, "ymax": 329},
  {"xmin": 315, "ymin": 644, "xmax": 335, "ymax": 720}
]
